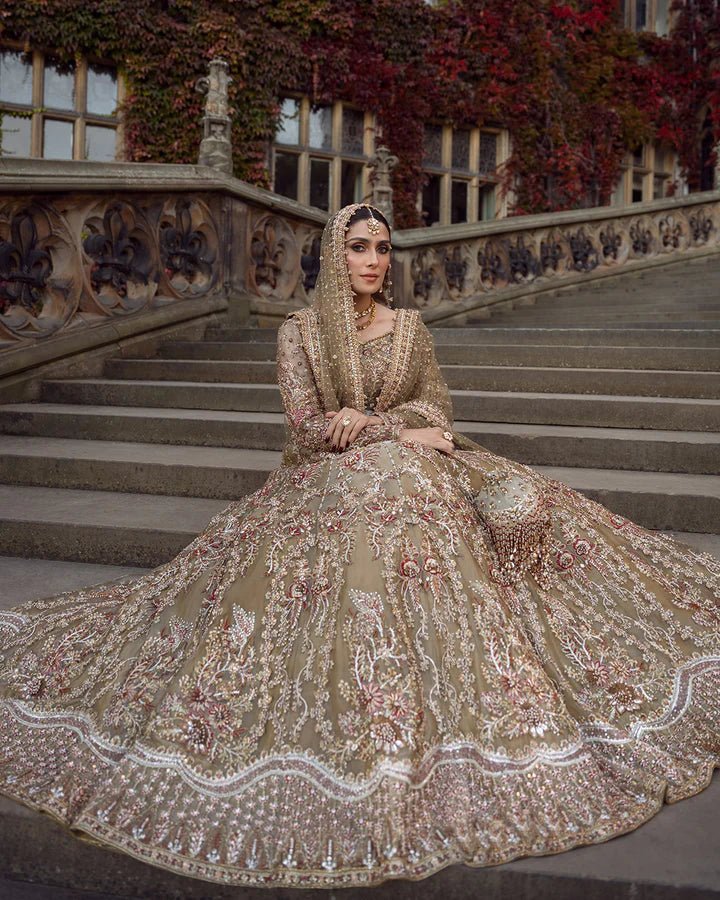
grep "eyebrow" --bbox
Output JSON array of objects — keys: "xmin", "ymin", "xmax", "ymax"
[{"xmin": 343, "ymin": 237, "xmax": 392, "ymax": 245}]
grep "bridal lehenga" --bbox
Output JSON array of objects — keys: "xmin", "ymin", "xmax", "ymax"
[{"xmin": 0, "ymin": 204, "xmax": 718, "ymax": 889}]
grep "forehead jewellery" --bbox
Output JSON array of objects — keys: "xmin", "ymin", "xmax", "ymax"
[{"xmin": 366, "ymin": 207, "xmax": 382, "ymax": 235}]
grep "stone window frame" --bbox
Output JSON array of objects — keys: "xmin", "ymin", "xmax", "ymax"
[
  {"xmin": 271, "ymin": 96, "xmax": 375, "ymax": 212},
  {"xmin": 419, "ymin": 123, "xmax": 510, "ymax": 226},
  {"xmin": 612, "ymin": 142, "xmax": 678, "ymax": 206},
  {"xmin": 0, "ymin": 42, "xmax": 124, "ymax": 161}
]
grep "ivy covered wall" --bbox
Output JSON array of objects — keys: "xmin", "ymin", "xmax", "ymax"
[{"xmin": 0, "ymin": 0, "xmax": 717, "ymax": 227}]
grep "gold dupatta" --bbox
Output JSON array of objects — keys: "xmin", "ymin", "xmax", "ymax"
[{"xmin": 311, "ymin": 203, "xmax": 380, "ymax": 413}]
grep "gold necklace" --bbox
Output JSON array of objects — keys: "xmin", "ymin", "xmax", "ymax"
[
  {"xmin": 356, "ymin": 300, "xmax": 377, "ymax": 331},
  {"xmin": 354, "ymin": 298, "xmax": 375, "ymax": 320}
]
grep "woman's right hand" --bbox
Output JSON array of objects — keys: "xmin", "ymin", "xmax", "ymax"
[{"xmin": 398, "ymin": 427, "xmax": 455, "ymax": 455}]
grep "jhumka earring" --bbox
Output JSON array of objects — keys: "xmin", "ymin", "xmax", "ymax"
[
  {"xmin": 384, "ymin": 263, "xmax": 394, "ymax": 306},
  {"xmin": 366, "ymin": 207, "xmax": 382, "ymax": 235}
]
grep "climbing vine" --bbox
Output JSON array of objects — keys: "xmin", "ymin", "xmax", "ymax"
[
  {"xmin": 0, "ymin": 0, "xmax": 716, "ymax": 226},
  {"xmin": 641, "ymin": 0, "xmax": 720, "ymax": 193}
]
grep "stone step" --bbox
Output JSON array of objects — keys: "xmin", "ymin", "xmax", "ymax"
[
  {"xmin": 460, "ymin": 422, "xmax": 720, "ymax": 474},
  {"xmin": 528, "ymin": 295, "xmax": 719, "ymax": 309},
  {"xmin": 29, "ymin": 382, "xmax": 720, "ymax": 431},
  {"xmin": 427, "ymin": 328, "xmax": 720, "ymax": 347},
  {"xmin": 0, "ymin": 436, "xmax": 277, "ymax": 498},
  {"xmin": 2, "ymin": 774, "xmax": 719, "ymax": 900},
  {"xmin": 103, "ymin": 359, "xmax": 720, "ymax": 399},
  {"xmin": 0, "ymin": 420, "xmax": 718, "ymax": 476},
  {"xmin": 0, "ymin": 485, "xmax": 227, "ymax": 568},
  {"xmin": 0, "ymin": 466, "xmax": 717, "ymax": 569},
  {"xmin": 533, "ymin": 466, "xmax": 720, "ymax": 533},
  {"xmin": 160, "ymin": 340, "xmax": 720, "ymax": 372},
  {"xmin": 40, "ymin": 379, "xmax": 280, "ymax": 412},
  {"xmin": 0, "ymin": 555, "xmax": 148, "ymax": 608},
  {"xmin": 211, "ymin": 325, "xmax": 720, "ymax": 348},
  {"xmin": 0, "ymin": 404, "xmax": 285, "ymax": 449},
  {"xmin": 451, "ymin": 390, "xmax": 720, "ymax": 431},
  {"xmin": 489, "ymin": 319, "xmax": 720, "ymax": 331},
  {"xmin": 488, "ymin": 308, "xmax": 720, "ymax": 324}
]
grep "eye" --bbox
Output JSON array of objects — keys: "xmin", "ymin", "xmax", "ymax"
[
  {"xmin": 350, "ymin": 243, "xmax": 366, "ymax": 253},
  {"xmin": 378, "ymin": 245, "xmax": 391, "ymax": 254}
]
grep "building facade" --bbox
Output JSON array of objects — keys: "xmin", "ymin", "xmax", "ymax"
[{"xmin": 0, "ymin": 3, "xmax": 699, "ymax": 223}]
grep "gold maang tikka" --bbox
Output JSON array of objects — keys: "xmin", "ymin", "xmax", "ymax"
[{"xmin": 366, "ymin": 207, "xmax": 381, "ymax": 235}]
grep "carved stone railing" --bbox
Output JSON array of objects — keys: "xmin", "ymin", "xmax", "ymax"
[
  {"xmin": 391, "ymin": 191, "xmax": 720, "ymax": 324},
  {"xmin": 2, "ymin": 159, "xmax": 719, "ymax": 374},
  {"xmin": 0, "ymin": 158, "xmax": 325, "ymax": 377}
]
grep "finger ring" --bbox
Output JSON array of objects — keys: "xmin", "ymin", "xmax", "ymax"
[
  {"xmin": 342, "ymin": 417, "xmax": 352, "ymax": 427},
  {"xmin": 442, "ymin": 430, "xmax": 453, "ymax": 442}
]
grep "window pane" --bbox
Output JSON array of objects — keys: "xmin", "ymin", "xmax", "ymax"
[
  {"xmin": 423, "ymin": 125, "xmax": 443, "ymax": 167},
  {"xmin": 451, "ymin": 179, "xmax": 468, "ymax": 224},
  {"xmin": 43, "ymin": 118, "xmax": 74, "ymax": 159},
  {"xmin": 87, "ymin": 64, "xmax": 117, "ymax": 116},
  {"xmin": 422, "ymin": 173, "xmax": 442, "ymax": 226},
  {"xmin": 342, "ymin": 108, "xmax": 364, "ymax": 155},
  {"xmin": 0, "ymin": 112, "xmax": 31, "ymax": 157},
  {"xmin": 653, "ymin": 175, "xmax": 666, "ymax": 200},
  {"xmin": 479, "ymin": 132, "xmax": 497, "ymax": 175},
  {"xmin": 85, "ymin": 124, "xmax": 116, "ymax": 161},
  {"xmin": 655, "ymin": 0, "xmax": 669, "ymax": 35},
  {"xmin": 635, "ymin": 0, "xmax": 647, "ymax": 29},
  {"xmin": 308, "ymin": 105, "xmax": 332, "ymax": 150},
  {"xmin": 479, "ymin": 183, "xmax": 496, "ymax": 220},
  {"xmin": 632, "ymin": 145, "xmax": 644, "ymax": 167},
  {"xmin": 611, "ymin": 174, "xmax": 626, "ymax": 206},
  {"xmin": 44, "ymin": 58, "xmax": 75, "ymax": 111},
  {"xmin": 274, "ymin": 150, "xmax": 299, "ymax": 200},
  {"xmin": 341, "ymin": 160, "xmax": 364, "ymax": 206},
  {"xmin": 0, "ymin": 50, "xmax": 33, "ymax": 105},
  {"xmin": 452, "ymin": 130, "xmax": 470, "ymax": 171},
  {"xmin": 309, "ymin": 157, "xmax": 330, "ymax": 210},
  {"xmin": 632, "ymin": 172, "xmax": 644, "ymax": 203},
  {"xmin": 276, "ymin": 97, "xmax": 300, "ymax": 146}
]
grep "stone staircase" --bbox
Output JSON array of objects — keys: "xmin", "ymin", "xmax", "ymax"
[
  {"xmin": 0, "ymin": 276, "xmax": 719, "ymax": 575},
  {"xmin": 0, "ymin": 253, "xmax": 719, "ymax": 898},
  {"xmin": 480, "ymin": 252, "xmax": 720, "ymax": 328}
]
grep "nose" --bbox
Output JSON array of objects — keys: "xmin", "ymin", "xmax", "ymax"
[{"xmin": 367, "ymin": 247, "xmax": 379, "ymax": 267}]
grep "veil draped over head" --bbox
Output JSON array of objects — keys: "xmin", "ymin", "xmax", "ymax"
[{"xmin": 312, "ymin": 203, "xmax": 389, "ymax": 414}]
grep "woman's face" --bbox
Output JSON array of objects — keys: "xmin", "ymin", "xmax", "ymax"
[{"xmin": 344, "ymin": 218, "xmax": 391, "ymax": 301}]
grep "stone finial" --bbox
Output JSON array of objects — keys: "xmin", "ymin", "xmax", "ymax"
[
  {"xmin": 197, "ymin": 59, "xmax": 233, "ymax": 175},
  {"xmin": 368, "ymin": 145, "xmax": 398, "ymax": 227}
]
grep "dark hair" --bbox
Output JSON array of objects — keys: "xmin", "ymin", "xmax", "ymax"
[{"xmin": 346, "ymin": 205, "xmax": 391, "ymax": 237}]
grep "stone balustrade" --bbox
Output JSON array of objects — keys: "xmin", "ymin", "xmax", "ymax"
[
  {"xmin": 390, "ymin": 190, "xmax": 720, "ymax": 324},
  {"xmin": 1, "ymin": 159, "xmax": 719, "ymax": 374},
  {"xmin": 0, "ymin": 158, "xmax": 325, "ymax": 379}
]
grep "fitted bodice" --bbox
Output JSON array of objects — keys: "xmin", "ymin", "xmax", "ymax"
[{"xmin": 358, "ymin": 328, "xmax": 394, "ymax": 412}]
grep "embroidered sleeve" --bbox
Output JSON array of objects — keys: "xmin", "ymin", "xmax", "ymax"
[
  {"xmin": 382, "ymin": 322, "xmax": 454, "ymax": 431},
  {"xmin": 276, "ymin": 318, "xmax": 403, "ymax": 455}
]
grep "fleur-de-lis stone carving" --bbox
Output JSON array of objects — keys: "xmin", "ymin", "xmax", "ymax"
[
  {"xmin": 84, "ymin": 204, "xmax": 150, "ymax": 298},
  {"xmin": 0, "ymin": 211, "xmax": 52, "ymax": 315},
  {"xmin": 160, "ymin": 201, "xmax": 213, "ymax": 284}
]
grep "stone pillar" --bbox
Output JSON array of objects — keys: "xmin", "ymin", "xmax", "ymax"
[
  {"xmin": 196, "ymin": 59, "xmax": 233, "ymax": 175},
  {"xmin": 368, "ymin": 145, "xmax": 398, "ymax": 227}
]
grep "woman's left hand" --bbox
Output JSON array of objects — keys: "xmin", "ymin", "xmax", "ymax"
[{"xmin": 324, "ymin": 408, "xmax": 377, "ymax": 450}]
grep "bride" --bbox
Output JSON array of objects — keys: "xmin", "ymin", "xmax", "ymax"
[{"xmin": 0, "ymin": 203, "xmax": 718, "ymax": 889}]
